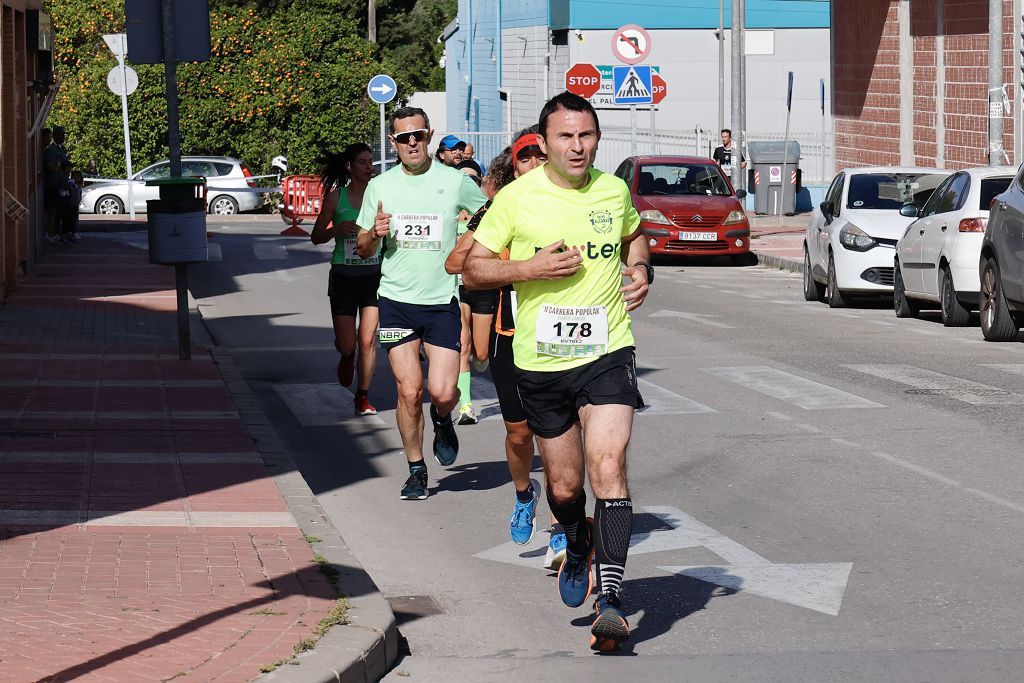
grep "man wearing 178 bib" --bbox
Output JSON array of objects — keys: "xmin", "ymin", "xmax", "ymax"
[{"xmin": 464, "ymin": 92, "xmax": 651, "ymax": 651}]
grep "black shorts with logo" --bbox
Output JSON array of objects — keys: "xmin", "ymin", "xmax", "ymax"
[
  {"xmin": 458, "ymin": 284, "xmax": 498, "ymax": 315},
  {"xmin": 378, "ymin": 296, "xmax": 462, "ymax": 352},
  {"xmin": 328, "ymin": 266, "xmax": 381, "ymax": 317},
  {"xmin": 489, "ymin": 330, "xmax": 527, "ymax": 424},
  {"xmin": 514, "ymin": 346, "xmax": 642, "ymax": 439}
]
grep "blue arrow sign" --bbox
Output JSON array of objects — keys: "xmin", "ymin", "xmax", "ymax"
[
  {"xmin": 612, "ymin": 65, "xmax": 653, "ymax": 105},
  {"xmin": 367, "ymin": 74, "xmax": 397, "ymax": 104}
]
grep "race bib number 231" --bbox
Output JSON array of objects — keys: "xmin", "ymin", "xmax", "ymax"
[
  {"xmin": 393, "ymin": 213, "xmax": 443, "ymax": 251},
  {"xmin": 535, "ymin": 304, "xmax": 608, "ymax": 358}
]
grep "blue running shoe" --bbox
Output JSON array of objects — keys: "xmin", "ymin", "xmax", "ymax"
[
  {"xmin": 590, "ymin": 593, "xmax": 630, "ymax": 652},
  {"xmin": 543, "ymin": 529, "xmax": 567, "ymax": 570},
  {"xmin": 430, "ymin": 404, "xmax": 459, "ymax": 467},
  {"xmin": 557, "ymin": 519, "xmax": 593, "ymax": 608},
  {"xmin": 509, "ymin": 479, "xmax": 540, "ymax": 545}
]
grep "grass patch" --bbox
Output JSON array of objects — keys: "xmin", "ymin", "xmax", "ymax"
[
  {"xmin": 250, "ymin": 608, "xmax": 287, "ymax": 617},
  {"xmin": 303, "ymin": 534, "xmax": 322, "ymax": 545},
  {"xmin": 312, "ymin": 553, "xmax": 340, "ymax": 587},
  {"xmin": 256, "ymin": 598, "xmax": 350, "ymax": 674}
]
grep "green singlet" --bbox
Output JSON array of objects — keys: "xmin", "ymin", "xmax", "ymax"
[{"xmin": 331, "ymin": 187, "xmax": 380, "ymax": 272}]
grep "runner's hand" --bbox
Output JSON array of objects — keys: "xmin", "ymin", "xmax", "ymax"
[
  {"xmin": 527, "ymin": 240, "xmax": 582, "ymax": 280},
  {"xmin": 338, "ymin": 220, "xmax": 360, "ymax": 236},
  {"xmin": 372, "ymin": 201, "xmax": 391, "ymax": 238},
  {"xmin": 620, "ymin": 265, "xmax": 649, "ymax": 312}
]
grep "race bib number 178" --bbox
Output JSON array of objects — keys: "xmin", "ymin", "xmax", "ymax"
[
  {"xmin": 535, "ymin": 304, "xmax": 608, "ymax": 358},
  {"xmin": 393, "ymin": 213, "xmax": 443, "ymax": 251}
]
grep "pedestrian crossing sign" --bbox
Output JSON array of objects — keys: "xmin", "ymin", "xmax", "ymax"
[{"xmin": 612, "ymin": 65, "xmax": 653, "ymax": 105}]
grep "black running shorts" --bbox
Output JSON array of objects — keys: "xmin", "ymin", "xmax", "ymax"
[
  {"xmin": 489, "ymin": 330, "xmax": 527, "ymax": 424},
  {"xmin": 378, "ymin": 296, "xmax": 462, "ymax": 352},
  {"xmin": 458, "ymin": 284, "xmax": 498, "ymax": 315},
  {"xmin": 514, "ymin": 346, "xmax": 642, "ymax": 438},
  {"xmin": 328, "ymin": 266, "xmax": 381, "ymax": 317}
]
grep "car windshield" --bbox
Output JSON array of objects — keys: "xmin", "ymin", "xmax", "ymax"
[
  {"xmin": 846, "ymin": 173, "xmax": 947, "ymax": 210},
  {"xmin": 979, "ymin": 177, "xmax": 1012, "ymax": 211},
  {"xmin": 637, "ymin": 163, "xmax": 731, "ymax": 196}
]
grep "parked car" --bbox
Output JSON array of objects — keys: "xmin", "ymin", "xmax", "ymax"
[
  {"xmin": 978, "ymin": 164, "xmax": 1024, "ymax": 341},
  {"xmin": 893, "ymin": 166, "xmax": 1014, "ymax": 325},
  {"xmin": 802, "ymin": 167, "xmax": 951, "ymax": 307},
  {"xmin": 80, "ymin": 156, "xmax": 263, "ymax": 216},
  {"xmin": 613, "ymin": 155, "xmax": 751, "ymax": 265}
]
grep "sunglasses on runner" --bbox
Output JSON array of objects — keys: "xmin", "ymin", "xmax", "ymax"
[{"xmin": 392, "ymin": 129, "xmax": 429, "ymax": 145}]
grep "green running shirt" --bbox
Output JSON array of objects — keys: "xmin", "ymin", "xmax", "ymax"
[{"xmin": 331, "ymin": 187, "xmax": 380, "ymax": 271}]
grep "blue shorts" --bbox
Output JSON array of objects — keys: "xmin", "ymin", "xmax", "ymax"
[{"xmin": 378, "ymin": 296, "xmax": 462, "ymax": 352}]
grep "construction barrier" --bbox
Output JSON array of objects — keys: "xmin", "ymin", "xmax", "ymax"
[{"xmin": 279, "ymin": 175, "xmax": 322, "ymax": 237}]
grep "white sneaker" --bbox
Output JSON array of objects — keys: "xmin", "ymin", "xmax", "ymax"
[
  {"xmin": 543, "ymin": 526, "xmax": 567, "ymax": 571},
  {"xmin": 457, "ymin": 403, "xmax": 478, "ymax": 425}
]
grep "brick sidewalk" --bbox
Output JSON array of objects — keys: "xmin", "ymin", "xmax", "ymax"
[
  {"xmin": 0, "ymin": 239, "xmax": 337, "ymax": 681},
  {"xmin": 747, "ymin": 212, "xmax": 806, "ymax": 271}
]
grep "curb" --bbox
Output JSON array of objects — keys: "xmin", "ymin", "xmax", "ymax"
[
  {"xmin": 212, "ymin": 351, "xmax": 399, "ymax": 683},
  {"xmin": 753, "ymin": 250, "xmax": 803, "ymax": 275}
]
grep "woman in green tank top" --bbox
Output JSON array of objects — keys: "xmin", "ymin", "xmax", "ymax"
[{"xmin": 311, "ymin": 143, "xmax": 381, "ymax": 416}]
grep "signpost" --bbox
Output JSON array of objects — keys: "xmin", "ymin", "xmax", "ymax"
[
  {"xmin": 103, "ymin": 33, "xmax": 137, "ymax": 220},
  {"xmin": 780, "ymin": 71, "xmax": 794, "ymax": 225},
  {"xmin": 611, "ymin": 24, "xmax": 652, "ymax": 64},
  {"xmin": 611, "ymin": 25, "xmax": 657, "ymax": 156},
  {"xmin": 820, "ymin": 78, "xmax": 827, "ymax": 188},
  {"xmin": 565, "ymin": 63, "xmax": 601, "ymax": 99},
  {"xmin": 367, "ymin": 74, "xmax": 397, "ymax": 175}
]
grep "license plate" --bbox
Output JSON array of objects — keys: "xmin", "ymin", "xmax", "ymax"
[{"xmin": 680, "ymin": 231, "xmax": 717, "ymax": 241}]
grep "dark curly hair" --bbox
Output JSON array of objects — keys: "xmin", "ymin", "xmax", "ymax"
[{"xmin": 316, "ymin": 143, "xmax": 372, "ymax": 193}]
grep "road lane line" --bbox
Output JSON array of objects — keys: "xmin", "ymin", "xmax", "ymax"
[
  {"xmin": 846, "ymin": 364, "xmax": 1024, "ymax": 405},
  {"xmin": 703, "ymin": 366, "xmax": 885, "ymax": 410}
]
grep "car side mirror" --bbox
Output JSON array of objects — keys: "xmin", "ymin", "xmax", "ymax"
[
  {"xmin": 735, "ymin": 189, "xmax": 747, "ymax": 200},
  {"xmin": 899, "ymin": 204, "xmax": 920, "ymax": 218},
  {"xmin": 819, "ymin": 201, "xmax": 833, "ymax": 223}
]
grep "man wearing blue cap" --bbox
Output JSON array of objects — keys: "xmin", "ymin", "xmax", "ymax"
[{"xmin": 436, "ymin": 135, "xmax": 466, "ymax": 167}]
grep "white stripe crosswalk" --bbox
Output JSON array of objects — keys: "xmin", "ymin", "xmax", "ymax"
[{"xmin": 846, "ymin": 364, "xmax": 1024, "ymax": 406}]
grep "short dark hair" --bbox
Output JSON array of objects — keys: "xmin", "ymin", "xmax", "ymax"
[
  {"xmin": 455, "ymin": 159, "xmax": 481, "ymax": 175},
  {"xmin": 538, "ymin": 92, "xmax": 600, "ymax": 138},
  {"xmin": 721, "ymin": 128, "xmax": 732, "ymax": 136},
  {"xmin": 389, "ymin": 106, "xmax": 430, "ymax": 135}
]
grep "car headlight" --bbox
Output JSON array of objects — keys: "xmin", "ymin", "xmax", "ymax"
[
  {"xmin": 640, "ymin": 209, "xmax": 671, "ymax": 225},
  {"xmin": 839, "ymin": 224, "xmax": 877, "ymax": 251},
  {"xmin": 723, "ymin": 210, "xmax": 746, "ymax": 225}
]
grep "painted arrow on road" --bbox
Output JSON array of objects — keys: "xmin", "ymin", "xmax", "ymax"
[
  {"xmin": 649, "ymin": 309, "xmax": 736, "ymax": 329},
  {"xmin": 474, "ymin": 506, "xmax": 851, "ymax": 616}
]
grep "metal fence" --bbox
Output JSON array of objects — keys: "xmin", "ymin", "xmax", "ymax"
[{"xmin": 368, "ymin": 132, "xmax": 514, "ymax": 173}]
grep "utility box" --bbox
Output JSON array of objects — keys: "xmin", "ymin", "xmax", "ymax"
[
  {"xmin": 748, "ymin": 141, "xmax": 801, "ymax": 215},
  {"xmin": 147, "ymin": 176, "xmax": 208, "ymax": 265}
]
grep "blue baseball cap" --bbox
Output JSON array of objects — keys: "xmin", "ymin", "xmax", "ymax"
[{"xmin": 439, "ymin": 134, "xmax": 466, "ymax": 151}]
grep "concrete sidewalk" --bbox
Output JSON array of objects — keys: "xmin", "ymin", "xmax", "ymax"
[
  {"xmin": 747, "ymin": 212, "xmax": 806, "ymax": 272},
  {"xmin": 0, "ymin": 238, "xmax": 395, "ymax": 681}
]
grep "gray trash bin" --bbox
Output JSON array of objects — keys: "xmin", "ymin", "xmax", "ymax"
[{"xmin": 748, "ymin": 141, "xmax": 801, "ymax": 215}]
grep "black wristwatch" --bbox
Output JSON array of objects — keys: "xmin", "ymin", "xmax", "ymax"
[{"xmin": 632, "ymin": 261, "xmax": 654, "ymax": 284}]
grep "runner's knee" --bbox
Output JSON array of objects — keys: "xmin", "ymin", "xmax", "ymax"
[{"xmin": 506, "ymin": 423, "xmax": 533, "ymax": 451}]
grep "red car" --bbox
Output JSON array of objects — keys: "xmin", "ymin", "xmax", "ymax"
[{"xmin": 613, "ymin": 155, "xmax": 751, "ymax": 264}]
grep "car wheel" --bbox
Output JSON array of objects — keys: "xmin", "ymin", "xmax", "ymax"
[
  {"xmin": 802, "ymin": 247, "xmax": 825, "ymax": 302},
  {"xmin": 979, "ymin": 257, "xmax": 1020, "ymax": 342},
  {"xmin": 940, "ymin": 266, "xmax": 971, "ymax": 327},
  {"xmin": 893, "ymin": 261, "xmax": 919, "ymax": 318},
  {"xmin": 209, "ymin": 195, "xmax": 239, "ymax": 215},
  {"xmin": 95, "ymin": 195, "xmax": 124, "ymax": 215},
  {"xmin": 826, "ymin": 252, "xmax": 849, "ymax": 309}
]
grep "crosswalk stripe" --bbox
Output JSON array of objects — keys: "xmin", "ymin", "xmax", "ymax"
[
  {"xmin": 253, "ymin": 243, "xmax": 288, "ymax": 260},
  {"xmin": 702, "ymin": 366, "xmax": 885, "ymax": 410},
  {"xmin": 636, "ymin": 378, "xmax": 716, "ymax": 415},
  {"xmin": 846, "ymin": 364, "xmax": 1024, "ymax": 405},
  {"xmin": 982, "ymin": 364, "xmax": 1024, "ymax": 378}
]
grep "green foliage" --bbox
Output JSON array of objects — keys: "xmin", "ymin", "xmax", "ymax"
[{"xmin": 44, "ymin": 0, "xmax": 449, "ymax": 176}]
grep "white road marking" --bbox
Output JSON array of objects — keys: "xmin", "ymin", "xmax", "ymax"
[
  {"xmin": 846, "ymin": 364, "xmax": 1024, "ymax": 406},
  {"xmin": 649, "ymin": 309, "xmax": 736, "ymax": 329},
  {"xmin": 765, "ymin": 411, "xmax": 793, "ymax": 421},
  {"xmin": 982, "ymin": 364, "xmax": 1024, "ymax": 378},
  {"xmin": 207, "ymin": 242, "xmax": 223, "ymax": 261},
  {"xmin": 636, "ymin": 378, "xmax": 717, "ymax": 415},
  {"xmin": 703, "ymin": 366, "xmax": 885, "ymax": 410},
  {"xmin": 253, "ymin": 243, "xmax": 288, "ymax": 260},
  {"xmin": 274, "ymin": 383, "xmax": 386, "ymax": 426}
]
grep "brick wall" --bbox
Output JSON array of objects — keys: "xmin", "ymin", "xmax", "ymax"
[{"xmin": 834, "ymin": 0, "xmax": 1016, "ymax": 172}]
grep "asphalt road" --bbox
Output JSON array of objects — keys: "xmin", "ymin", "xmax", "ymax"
[{"xmin": 141, "ymin": 217, "xmax": 1024, "ymax": 680}]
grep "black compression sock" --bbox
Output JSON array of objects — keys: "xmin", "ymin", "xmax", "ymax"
[
  {"xmin": 594, "ymin": 498, "xmax": 633, "ymax": 597},
  {"xmin": 408, "ymin": 459, "xmax": 426, "ymax": 474},
  {"xmin": 547, "ymin": 489, "xmax": 588, "ymax": 555},
  {"xmin": 515, "ymin": 482, "xmax": 534, "ymax": 503}
]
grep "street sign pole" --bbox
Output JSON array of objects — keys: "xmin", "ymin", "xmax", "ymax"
[
  {"xmin": 379, "ymin": 103, "xmax": 386, "ymax": 174},
  {"xmin": 780, "ymin": 71, "xmax": 794, "ymax": 226},
  {"xmin": 630, "ymin": 105, "xmax": 637, "ymax": 155},
  {"xmin": 367, "ymin": 74, "xmax": 398, "ymax": 174},
  {"xmin": 820, "ymin": 78, "xmax": 826, "ymax": 187},
  {"xmin": 104, "ymin": 34, "xmax": 136, "ymax": 220},
  {"xmin": 651, "ymin": 105, "xmax": 657, "ymax": 154}
]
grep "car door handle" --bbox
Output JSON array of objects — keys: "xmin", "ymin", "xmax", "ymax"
[
  {"xmin": 999, "ymin": 202, "xmax": 1007, "ymax": 210},
  {"xmin": 919, "ymin": 229, "xmax": 925, "ymax": 235},
  {"xmin": 940, "ymin": 225, "xmax": 947, "ymax": 232}
]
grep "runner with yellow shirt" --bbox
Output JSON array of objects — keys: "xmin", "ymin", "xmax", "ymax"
[
  {"xmin": 355, "ymin": 107, "xmax": 488, "ymax": 501},
  {"xmin": 463, "ymin": 92, "xmax": 651, "ymax": 651}
]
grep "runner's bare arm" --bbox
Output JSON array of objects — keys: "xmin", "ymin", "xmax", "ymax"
[
  {"xmin": 463, "ymin": 239, "xmax": 582, "ymax": 289},
  {"xmin": 620, "ymin": 227, "xmax": 651, "ymax": 312},
  {"xmin": 310, "ymin": 190, "xmax": 340, "ymax": 245},
  {"xmin": 445, "ymin": 230, "xmax": 476, "ymax": 275},
  {"xmin": 356, "ymin": 200, "xmax": 391, "ymax": 258}
]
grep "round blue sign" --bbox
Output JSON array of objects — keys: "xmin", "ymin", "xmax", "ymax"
[{"xmin": 367, "ymin": 74, "xmax": 397, "ymax": 104}]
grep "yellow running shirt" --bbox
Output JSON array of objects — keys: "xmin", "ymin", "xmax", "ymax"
[{"xmin": 473, "ymin": 166, "xmax": 641, "ymax": 372}]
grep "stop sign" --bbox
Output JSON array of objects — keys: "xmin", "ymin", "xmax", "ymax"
[
  {"xmin": 651, "ymin": 73, "xmax": 667, "ymax": 105},
  {"xmin": 565, "ymin": 63, "xmax": 601, "ymax": 99}
]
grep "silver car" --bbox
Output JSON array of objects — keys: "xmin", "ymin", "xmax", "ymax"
[{"xmin": 80, "ymin": 156, "xmax": 264, "ymax": 215}]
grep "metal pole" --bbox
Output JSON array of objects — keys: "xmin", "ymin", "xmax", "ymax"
[
  {"xmin": 780, "ymin": 71, "xmax": 793, "ymax": 225},
  {"xmin": 730, "ymin": 0, "xmax": 741, "ymax": 190},
  {"xmin": 718, "ymin": 0, "xmax": 725, "ymax": 132},
  {"xmin": 379, "ymin": 104, "xmax": 386, "ymax": 173},
  {"xmin": 651, "ymin": 106, "xmax": 658, "ymax": 154},
  {"xmin": 820, "ymin": 78, "xmax": 826, "ymax": 184},
  {"xmin": 161, "ymin": 0, "xmax": 188, "ymax": 359},
  {"xmin": 630, "ymin": 105, "xmax": 637, "ymax": 155},
  {"xmin": 739, "ymin": 0, "xmax": 747, "ymax": 191},
  {"xmin": 117, "ymin": 40, "xmax": 135, "ymax": 221},
  {"xmin": 988, "ymin": 0, "xmax": 1005, "ymax": 164}
]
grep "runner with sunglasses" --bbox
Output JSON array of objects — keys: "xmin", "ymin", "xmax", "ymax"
[{"xmin": 356, "ymin": 107, "xmax": 488, "ymax": 501}]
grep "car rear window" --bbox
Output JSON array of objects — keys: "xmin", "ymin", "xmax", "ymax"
[
  {"xmin": 979, "ymin": 177, "xmax": 1012, "ymax": 211},
  {"xmin": 213, "ymin": 162, "xmax": 234, "ymax": 176},
  {"xmin": 846, "ymin": 173, "xmax": 947, "ymax": 210},
  {"xmin": 637, "ymin": 163, "xmax": 731, "ymax": 196}
]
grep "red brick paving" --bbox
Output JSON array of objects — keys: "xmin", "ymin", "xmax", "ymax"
[{"xmin": 0, "ymin": 238, "xmax": 335, "ymax": 682}]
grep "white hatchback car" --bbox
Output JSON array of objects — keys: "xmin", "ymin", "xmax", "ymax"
[
  {"xmin": 893, "ymin": 166, "xmax": 1015, "ymax": 325},
  {"xmin": 803, "ymin": 167, "xmax": 951, "ymax": 307}
]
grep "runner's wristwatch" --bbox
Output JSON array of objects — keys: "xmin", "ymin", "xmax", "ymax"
[{"xmin": 632, "ymin": 261, "xmax": 654, "ymax": 284}]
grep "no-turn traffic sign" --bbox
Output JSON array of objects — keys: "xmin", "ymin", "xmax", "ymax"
[
  {"xmin": 612, "ymin": 24, "xmax": 652, "ymax": 65},
  {"xmin": 565, "ymin": 63, "xmax": 601, "ymax": 99}
]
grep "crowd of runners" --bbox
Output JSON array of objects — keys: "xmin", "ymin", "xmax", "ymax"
[{"xmin": 313, "ymin": 92, "xmax": 652, "ymax": 651}]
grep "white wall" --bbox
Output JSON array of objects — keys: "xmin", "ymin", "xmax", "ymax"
[{"xmin": 407, "ymin": 91, "xmax": 448, "ymax": 134}]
